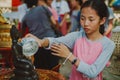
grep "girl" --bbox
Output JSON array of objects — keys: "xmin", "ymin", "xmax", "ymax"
[{"xmin": 25, "ymin": 0, "xmax": 115, "ymax": 80}]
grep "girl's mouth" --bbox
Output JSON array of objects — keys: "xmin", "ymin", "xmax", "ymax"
[{"xmin": 84, "ymin": 28, "xmax": 89, "ymax": 32}]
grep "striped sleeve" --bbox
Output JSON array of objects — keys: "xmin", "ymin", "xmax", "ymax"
[{"xmin": 47, "ymin": 31, "xmax": 82, "ymax": 50}]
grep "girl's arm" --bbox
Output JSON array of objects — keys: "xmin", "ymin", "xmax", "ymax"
[
  {"xmin": 25, "ymin": 33, "xmax": 49, "ymax": 47},
  {"xmin": 76, "ymin": 41, "xmax": 115, "ymax": 78},
  {"xmin": 25, "ymin": 31, "xmax": 81, "ymax": 49}
]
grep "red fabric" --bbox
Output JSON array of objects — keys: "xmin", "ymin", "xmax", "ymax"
[
  {"xmin": 59, "ymin": 15, "xmax": 68, "ymax": 35},
  {"xmin": 106, "ymin": 32, "xmax": 112, "ymax": 38},
  {"xmin": 18, "ymin": 23, "xmax": 29, "ymax": 37},
  {"xmin": 12, "ymin": 0, "xmax": 21, "ymax": 7}
]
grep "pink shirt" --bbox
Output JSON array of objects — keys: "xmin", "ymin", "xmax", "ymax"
[
  {"xmin": 48, "ymin": 7, "xmax": 58, "ymax": 21},
  {"xmin": 70, "ymin": 37, "xmax": 103, "ymax": 80}
]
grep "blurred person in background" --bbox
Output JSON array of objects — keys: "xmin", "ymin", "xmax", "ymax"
[
  {"xmin": 43, "ymin": 0, "xmax": 61, "ymax": 34},
  {"xmin": 11, "ymin": 0, "xmax": 28, "ymax": 22},
  {"xmin": 21, "ymin": 0, "xmax": 60, "ymax": 70},
  {"xmin": 52, "ymin": 0, "xmax": 70, "ymax": 35},
  {"xmin": 45, "ymin": 0, "xmax": 59, "ymax": 24},
  {"xmin": 17, "ymin": 0, "xmax": 28, "ymax": 23},
  {"xmin": 77, "ymin": 0, "xmax": 89, "ymax": 30},
  {"xmin": 3, "ymin": 0, "xmax": 28, "ymax": 25},
  {"xmin": 102, "ymin": 0, "xmax": 117, "ymax": 80},
  {"xmin": 69, "ymin": 0, "xmax": 82, "ymax": 32},
  {"xmin": 102, "ymin": 0, "xmax": 115, "ymax": 38},
  {"xmin": 17, "ymin": 0, "xmax": 28, "ymax": 31}
]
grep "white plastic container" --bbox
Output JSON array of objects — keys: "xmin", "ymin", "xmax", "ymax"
[{"xmin": 21, "ymin": 37, "xmax": 39, "ymax": 56}]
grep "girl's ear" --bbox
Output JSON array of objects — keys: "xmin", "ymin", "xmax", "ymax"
[{"xmin": 100, "ymin": 17, "xmax": 106, "ymax": 25}]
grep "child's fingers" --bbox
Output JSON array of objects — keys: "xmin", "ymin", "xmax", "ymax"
[{"xmin": 51, "ymin": 52, "xmax": 60, "ymax": 57}]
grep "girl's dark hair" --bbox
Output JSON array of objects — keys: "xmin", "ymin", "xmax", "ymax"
[{"xmin": 80, "ymin": 0, "xmax": 109, "ymax": 34}]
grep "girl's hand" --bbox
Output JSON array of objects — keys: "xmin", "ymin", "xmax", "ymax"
[
  {"xmin": 25, "ymin": 33, "xmax": 42, "ymax": 47},
  {"xmin": 51, "ymin": 43, "xmax": 70, "ymax": 58}
]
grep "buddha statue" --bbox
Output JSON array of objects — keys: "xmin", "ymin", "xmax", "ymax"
[{"xmin": 10, "ymin": 25, "xmax": 39, "ymax": 80}]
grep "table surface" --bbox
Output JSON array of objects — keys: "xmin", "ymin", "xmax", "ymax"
[{"xmin": 0, "ymin": 69, "xmax": 66, "ymax": 80}]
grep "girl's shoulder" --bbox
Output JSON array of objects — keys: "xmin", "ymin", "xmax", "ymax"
[
  {"xmin": 100, "ymin": 36, "xmax": 115, "ymax": 48},
  {"xmin": 66, "ymin": 30, "xmax": 85, "ymax": 39}
]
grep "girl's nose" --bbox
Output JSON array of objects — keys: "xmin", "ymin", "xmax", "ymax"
[{"xmin": 84, "ymin": 20, "xmax": 89, "ymax": 26}]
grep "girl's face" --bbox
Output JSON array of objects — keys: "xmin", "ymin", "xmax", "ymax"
[{"xmin": 80, "ymin": 7, "xmax": 105, "ymax": 35}]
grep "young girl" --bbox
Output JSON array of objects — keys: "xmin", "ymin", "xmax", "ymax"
[{"xmin": 25, "ymin": 0, "xmax": 115, "ymax": 80}]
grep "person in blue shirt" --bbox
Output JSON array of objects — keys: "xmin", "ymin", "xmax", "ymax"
[{"xmin": 21, "ymin": 0, "xmax": 59, "ymax": 70}]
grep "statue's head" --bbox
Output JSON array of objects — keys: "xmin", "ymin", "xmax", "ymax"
[{"xmin": 10, "ymin": 25, "xmax": 21, "ymax": 42}]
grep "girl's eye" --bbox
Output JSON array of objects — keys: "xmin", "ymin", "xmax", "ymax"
[
  {"xmin": 89, "ymin": 19, "xmax": 94, "ymax": 22},
  {"xmin": 80, "ymin": 17, "xmax": 85, "ymax": 21}
]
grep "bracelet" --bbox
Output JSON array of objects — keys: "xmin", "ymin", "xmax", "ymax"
[
  {"xmin": 71, "ymin": 58, "xmax": 77, "ymax": 65},
  {"xmin": 62, "ymin": 52, "xmax": 72, "ymax": 65}
]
